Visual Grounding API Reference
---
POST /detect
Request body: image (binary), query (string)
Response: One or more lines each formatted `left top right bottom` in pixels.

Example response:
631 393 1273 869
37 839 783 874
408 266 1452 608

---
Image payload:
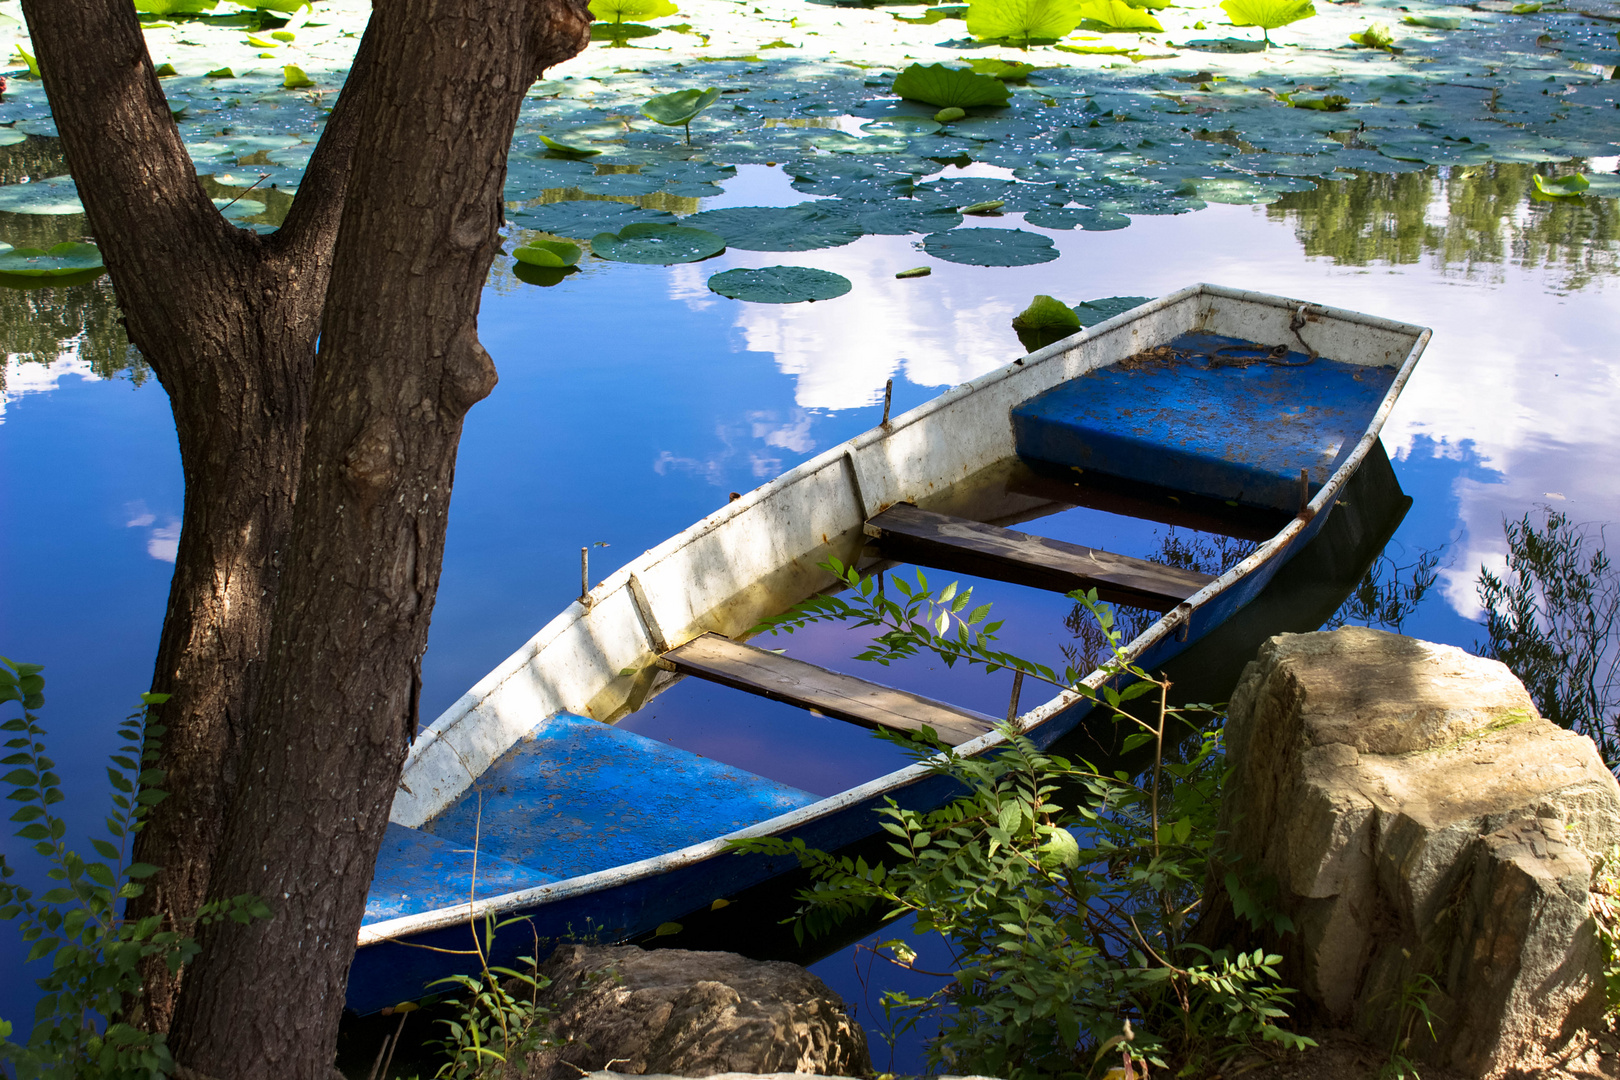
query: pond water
3 0 1620 1053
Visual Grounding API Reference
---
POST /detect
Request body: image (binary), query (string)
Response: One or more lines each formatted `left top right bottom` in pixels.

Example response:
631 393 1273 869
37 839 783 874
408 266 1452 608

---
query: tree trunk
18 0 379 1029
165 0 567 1072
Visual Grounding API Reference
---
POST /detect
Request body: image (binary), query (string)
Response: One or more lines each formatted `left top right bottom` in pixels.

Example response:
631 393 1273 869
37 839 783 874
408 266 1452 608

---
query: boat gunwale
360 284 1431 948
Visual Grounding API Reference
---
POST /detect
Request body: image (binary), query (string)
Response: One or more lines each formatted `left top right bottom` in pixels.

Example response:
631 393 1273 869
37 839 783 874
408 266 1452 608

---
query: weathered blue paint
420 712 819 880
1012 333 1396 512
364 823 560 923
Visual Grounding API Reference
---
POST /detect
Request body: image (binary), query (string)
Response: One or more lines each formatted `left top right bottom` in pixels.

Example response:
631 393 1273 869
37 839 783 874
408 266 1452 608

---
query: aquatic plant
1532 173 1590 201
1219 0 1316 46
588 0 678 22
590 223 726 265
965 0 1087 48
0 241 104 287
707 265 853 303
1078 0 1163 32
1349 21 1398 49
640 87 720 145
889 62 1012 110
511 239 582 268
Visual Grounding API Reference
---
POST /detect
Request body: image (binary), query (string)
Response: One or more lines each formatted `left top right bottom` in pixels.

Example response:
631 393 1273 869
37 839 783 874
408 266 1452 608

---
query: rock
521 945 872 1080
1213 627 1620 1079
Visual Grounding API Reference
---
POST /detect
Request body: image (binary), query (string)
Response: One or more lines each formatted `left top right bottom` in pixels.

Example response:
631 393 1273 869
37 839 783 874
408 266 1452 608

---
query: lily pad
513 263 578 288
591 223 727 263
708 265 852 304
0 130 26 148
591 22 662 41
0 177 85 216
1024 206 1132 230
1401 14 1460 28
589 0 678 19
1073 295 1152 326
1531 173 1589 200
0 242 106 287
965 0 1087 46
683 205 864 251
890 63 1012 110
860 117 945 137
540 135 603 156
921 228 1059 266
822 199 965 234
965 58 1038 80
513 239 583 267
517 201 678 236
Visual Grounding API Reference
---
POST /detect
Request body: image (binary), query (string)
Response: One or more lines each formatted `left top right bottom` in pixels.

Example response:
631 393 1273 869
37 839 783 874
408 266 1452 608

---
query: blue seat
420 712 819 882
1012 333 1396 512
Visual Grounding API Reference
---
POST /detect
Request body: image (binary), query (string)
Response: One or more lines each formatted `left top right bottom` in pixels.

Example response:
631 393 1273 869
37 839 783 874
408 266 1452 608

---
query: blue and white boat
346 283 1430 1013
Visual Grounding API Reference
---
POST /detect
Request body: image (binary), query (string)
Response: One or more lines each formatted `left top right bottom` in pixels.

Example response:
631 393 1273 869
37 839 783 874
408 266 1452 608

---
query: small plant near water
1477 510 1620 771
734 561 1312 1078
0 659 270 1080
425 913 561 1080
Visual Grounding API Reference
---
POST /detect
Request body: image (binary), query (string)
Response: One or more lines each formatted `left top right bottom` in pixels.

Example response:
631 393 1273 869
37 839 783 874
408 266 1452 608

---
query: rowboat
346 283 1430 1013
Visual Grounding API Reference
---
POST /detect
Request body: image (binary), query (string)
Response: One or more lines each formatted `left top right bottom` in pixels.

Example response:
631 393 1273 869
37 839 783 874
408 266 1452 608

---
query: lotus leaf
860 118 945 136
540 135 604 156
0 177 85 216
966 0 1087 46
641 88 721 144
513 239 584 267
1531 173 1589 200
683 205 863 251
0 242 106 287
134 0 217 12
1073 295 1151 326
251 0 313 11
920 227 1058 266
0 130 25 148
205 67 235 79
935 107 967 123
590 223 726 263
1079 0 1163 31
890 64 1012 110
513 263 576 287
1023 206 1131 230
1402 14 1460 28
1511 2 1541 10
967 59 1039 80
1219 0 1315 43
708 266 852 304
896 267 932 278
517 201 677 236
154 63 180 77
591 23 662 42
1012 294 1081 330
283 65 314 89
1054 42 1137 54
590 0 678 22
821 200 965 235
576 173 662 197
961 200 1005 214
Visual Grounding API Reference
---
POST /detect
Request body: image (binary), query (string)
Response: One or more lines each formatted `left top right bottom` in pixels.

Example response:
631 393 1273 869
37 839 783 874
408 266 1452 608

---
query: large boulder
1215 627 1620 1078
521 945 871 1080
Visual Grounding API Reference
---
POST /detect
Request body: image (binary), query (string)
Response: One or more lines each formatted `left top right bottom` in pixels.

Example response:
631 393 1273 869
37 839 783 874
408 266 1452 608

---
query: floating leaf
591 22 662 42
641 87 720 144
1220 0 1314 43
0 177 85 216
590 0 678 21
1079 0 1163 31
251 0 313 11
517 201 677 236
890 64 1012 110
282 65 314 89
1072 295 1152 325
961 199 1005 214
273 30 296 41
821 200 964 235
935 107 967 123
859 117 944 136
1402 14 1460 28
0 131 25 148
540 134 603 156
1012 294 1081 331
153 62 180 77
0 242 106 287
133 0 218 12
1531 172 1589 200
965 0 1087 46
512 239 583 268
205 67 235 79
591 223 726 263
896 266 932 278
921 228 1058 266
1053 42 1137 54
512 263 576 287
683 205 863 251
1023 206 1131 231
966 59 1038 80
708 265 852 303
1511 1 1540 10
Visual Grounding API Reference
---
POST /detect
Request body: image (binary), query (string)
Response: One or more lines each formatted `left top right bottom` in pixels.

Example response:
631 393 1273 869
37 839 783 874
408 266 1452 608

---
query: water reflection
1268 162 1620 289
0 276 145 413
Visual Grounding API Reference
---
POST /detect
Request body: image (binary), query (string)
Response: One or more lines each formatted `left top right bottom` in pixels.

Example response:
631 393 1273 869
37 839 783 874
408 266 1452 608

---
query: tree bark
18 0 384 1029
164 0 561 1073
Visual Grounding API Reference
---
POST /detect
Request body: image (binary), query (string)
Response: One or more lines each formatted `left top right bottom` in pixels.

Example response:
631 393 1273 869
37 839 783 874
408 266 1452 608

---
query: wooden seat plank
865 503 1214 612
661 633 998 747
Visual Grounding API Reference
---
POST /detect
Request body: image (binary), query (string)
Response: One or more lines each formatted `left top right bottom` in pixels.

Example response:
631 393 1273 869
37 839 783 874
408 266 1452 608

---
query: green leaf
1220 0 1314 32
934 106 967 123
920 227 1058 267
890 63 1012 110
1040 828 1081 867
205 67 236 79
590 223 726 264
965 0 1087 44
282 65 315 90
538 134 602 157
1510 1 1541 10
654 920 683 936
590 0 678 21
1402 13 1459 28
858 117 944 136
1079 0 1163 30
683 205 862 252
0 242 105 282
512 239 583 268
641 87 721 128
965 58 1037 80
134 0 220 12
1348 21 1396 48
707 266 852 304
1072 295 1152 326
1011 294 1081 332
518 201 676 237
1532 173 1589 199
